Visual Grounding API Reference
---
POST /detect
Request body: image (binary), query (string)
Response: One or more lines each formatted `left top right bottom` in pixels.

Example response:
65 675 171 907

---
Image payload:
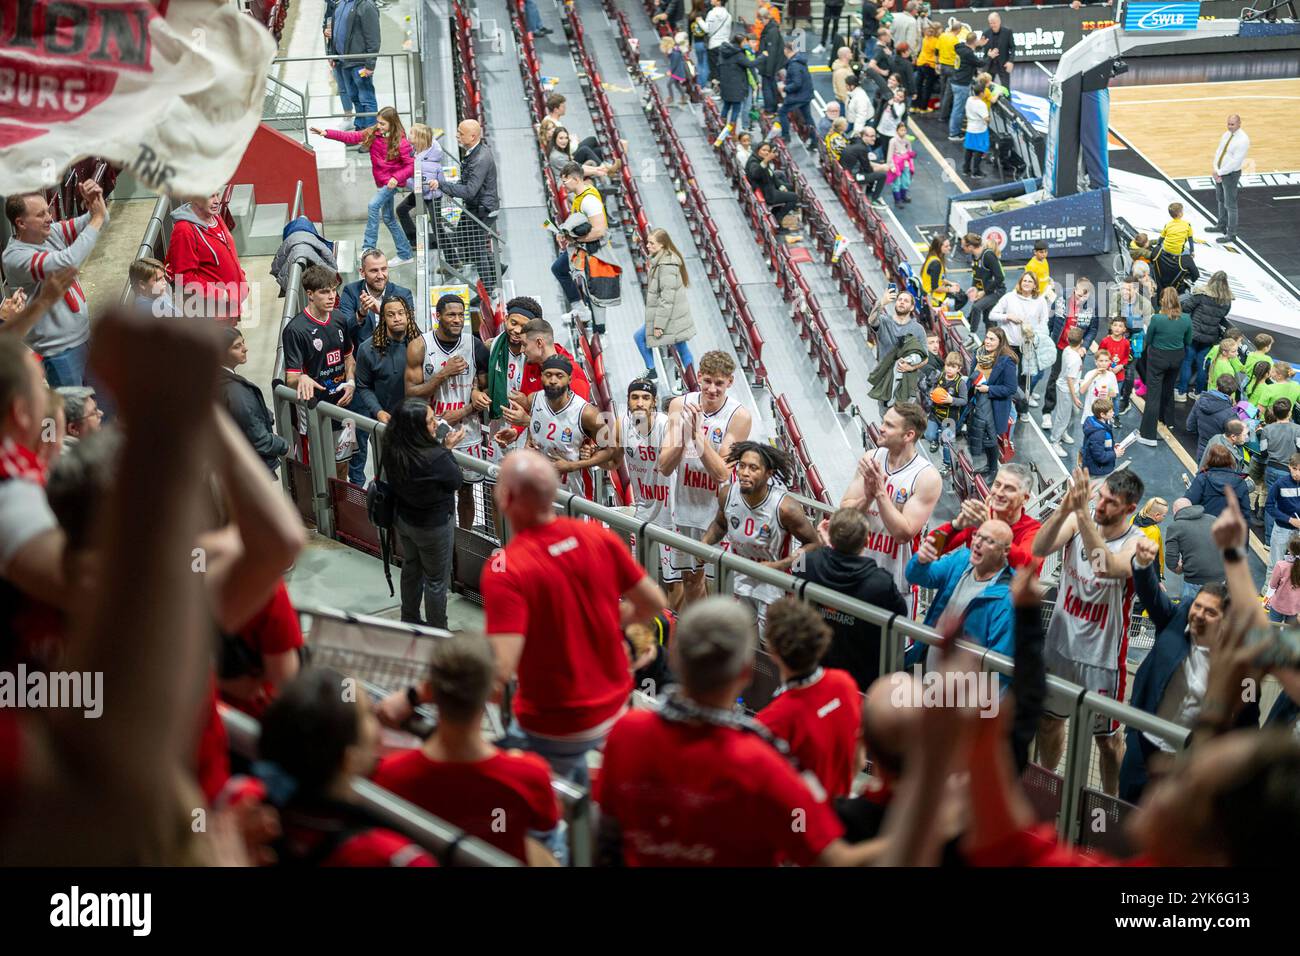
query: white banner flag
0 0 277 196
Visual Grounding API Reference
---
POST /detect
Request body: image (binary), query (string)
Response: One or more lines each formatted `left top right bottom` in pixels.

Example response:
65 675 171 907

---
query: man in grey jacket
2 185 107 387
437 120 501 292
331 0 381 130
1164 497 1220 603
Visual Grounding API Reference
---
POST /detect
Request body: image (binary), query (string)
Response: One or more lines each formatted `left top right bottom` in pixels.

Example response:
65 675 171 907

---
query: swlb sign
1122 2 1202 31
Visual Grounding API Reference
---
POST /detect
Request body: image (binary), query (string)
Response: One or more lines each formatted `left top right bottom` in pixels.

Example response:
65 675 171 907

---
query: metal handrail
118 193 173 306
263 73 308 142
290 179 305 223
272 52 421 128
219 705 520 866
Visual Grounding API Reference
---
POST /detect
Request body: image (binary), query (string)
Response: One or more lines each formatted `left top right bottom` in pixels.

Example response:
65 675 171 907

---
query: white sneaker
1040 413 1052 429
1061 433 1075 445
1051 442 1067 457
388 256 414 267
1136 436 1159 447
812 44 825 54
1174 391 1188 403
1027 394 1040 407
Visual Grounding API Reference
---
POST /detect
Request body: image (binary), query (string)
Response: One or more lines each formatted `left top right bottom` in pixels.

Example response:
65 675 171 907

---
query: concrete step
228 184 256 251
244 202 289 257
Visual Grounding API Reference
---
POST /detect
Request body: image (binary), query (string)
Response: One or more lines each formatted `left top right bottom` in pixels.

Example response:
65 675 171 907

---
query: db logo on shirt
326 349 342 365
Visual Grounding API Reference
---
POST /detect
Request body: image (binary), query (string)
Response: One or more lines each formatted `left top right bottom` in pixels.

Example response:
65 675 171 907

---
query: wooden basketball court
1106 78 1300 178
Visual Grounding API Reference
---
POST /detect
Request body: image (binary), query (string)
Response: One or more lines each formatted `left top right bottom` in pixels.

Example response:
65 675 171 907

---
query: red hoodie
165 205 247 321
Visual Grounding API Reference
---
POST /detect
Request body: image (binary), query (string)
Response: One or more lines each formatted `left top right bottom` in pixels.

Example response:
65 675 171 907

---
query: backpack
366 454 397 597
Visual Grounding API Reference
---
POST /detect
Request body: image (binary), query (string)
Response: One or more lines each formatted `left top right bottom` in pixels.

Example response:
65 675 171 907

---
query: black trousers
1041 342 1065 414
820 6 844 45
855 170 887 200
968 287 1003 341
397 193 443 250
914 65 939 108
1141 347 1184 440
768 189 800 221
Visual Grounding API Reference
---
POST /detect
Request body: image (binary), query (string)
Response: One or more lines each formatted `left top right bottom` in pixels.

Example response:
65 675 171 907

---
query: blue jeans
923 418 953 465
1179 579 1202 604
332 62 353 112
551 252 581 306
348 428 370 485
694 40 710 87
777 101 811 139
1268 608 1289 624
524 0 543 32
343 65 378 129
633 326 695 372
1266 466 1289 538
721 99 744 127
365 186 413 260
948 83 971 138
498 716 602 790
1177 343 1212 394
395 514 455 630
41 341 89 387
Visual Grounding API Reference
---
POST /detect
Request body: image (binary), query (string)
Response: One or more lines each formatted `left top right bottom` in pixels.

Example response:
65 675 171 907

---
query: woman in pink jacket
313 106 415 265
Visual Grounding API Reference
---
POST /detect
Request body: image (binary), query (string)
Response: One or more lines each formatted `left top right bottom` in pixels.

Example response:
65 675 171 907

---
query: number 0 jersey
724 481 789 600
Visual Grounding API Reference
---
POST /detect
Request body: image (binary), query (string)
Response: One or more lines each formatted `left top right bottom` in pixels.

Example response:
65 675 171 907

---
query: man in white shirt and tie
1209 114 1250 245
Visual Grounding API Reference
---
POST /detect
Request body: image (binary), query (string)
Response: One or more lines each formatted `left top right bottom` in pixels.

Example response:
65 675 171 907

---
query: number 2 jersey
1046 524 1143 671
530 391 594 499
622 408 672 527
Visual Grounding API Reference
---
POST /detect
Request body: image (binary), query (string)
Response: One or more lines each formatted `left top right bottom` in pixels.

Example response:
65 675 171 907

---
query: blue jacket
337 278 414 353
904 547 1015 662
980 354 1018 436
353 336 408 419
783 53 813 106
1186 466 1250 519
1080 414 1115 476
1121 560 1259 802
1186 389 1237 461
1265 473 1300 530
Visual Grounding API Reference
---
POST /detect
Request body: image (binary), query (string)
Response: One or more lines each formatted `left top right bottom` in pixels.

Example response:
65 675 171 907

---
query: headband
628 378 657 398
541 355 573 375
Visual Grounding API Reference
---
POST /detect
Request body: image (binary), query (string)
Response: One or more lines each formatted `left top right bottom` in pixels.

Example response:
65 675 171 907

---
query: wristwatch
1222 546 1245 564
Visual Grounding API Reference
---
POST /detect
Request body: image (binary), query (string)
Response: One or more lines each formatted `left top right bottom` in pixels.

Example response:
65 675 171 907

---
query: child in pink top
1267 534 1300 623
313 105 415 264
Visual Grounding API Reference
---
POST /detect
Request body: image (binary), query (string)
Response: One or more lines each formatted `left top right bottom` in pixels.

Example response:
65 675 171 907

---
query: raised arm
765 497 822 572
1031 474 1085 558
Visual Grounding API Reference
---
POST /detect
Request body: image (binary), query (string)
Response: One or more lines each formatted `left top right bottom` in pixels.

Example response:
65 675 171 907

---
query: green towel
487 330 511 419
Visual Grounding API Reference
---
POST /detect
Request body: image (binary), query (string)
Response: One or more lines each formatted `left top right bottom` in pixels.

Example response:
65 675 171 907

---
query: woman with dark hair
967 326 1019 484
920 234 965 315
219 327 289 474
255 668 435 867
546 126 621 182
381 398 463 628
1139 287 1192 445
1186 443 1250 518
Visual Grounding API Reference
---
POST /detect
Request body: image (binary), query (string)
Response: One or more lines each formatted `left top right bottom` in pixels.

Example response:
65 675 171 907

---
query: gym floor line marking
1110 95 1300 106
910 122 970 196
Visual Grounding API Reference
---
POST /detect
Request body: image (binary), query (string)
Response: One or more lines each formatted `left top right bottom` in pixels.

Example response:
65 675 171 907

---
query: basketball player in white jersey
1031 465 1145 796
526 355 614 499
613 377 675 580
703 441 820 633
406 293 490 529
481 297 537 467
659 350 754 609
839 402 942 614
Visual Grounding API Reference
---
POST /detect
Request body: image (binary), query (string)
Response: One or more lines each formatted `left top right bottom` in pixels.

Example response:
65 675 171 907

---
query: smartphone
929 528 950 554
1248 625 1300 669
888 283 898 294
434 420 451 444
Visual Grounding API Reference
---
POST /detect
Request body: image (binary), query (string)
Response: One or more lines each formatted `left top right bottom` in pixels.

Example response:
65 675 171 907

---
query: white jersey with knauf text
673 391 743 529
422 328 481 450
481 339 526 465
622 409 673 526
724 481 789 600
860 446 937 598
1046 524 1143 671
530 391 592 499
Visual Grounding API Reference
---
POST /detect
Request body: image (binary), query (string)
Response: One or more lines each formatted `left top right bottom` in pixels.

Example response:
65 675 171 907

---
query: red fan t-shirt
374 748 560 862
756 668 862 799
481 517 645 737
1097 335 1132 381
596 709 845 866
221 582 305 717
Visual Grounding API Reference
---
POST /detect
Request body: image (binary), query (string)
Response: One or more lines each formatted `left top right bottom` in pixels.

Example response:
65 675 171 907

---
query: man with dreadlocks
703 441 821 633
354 293 416 429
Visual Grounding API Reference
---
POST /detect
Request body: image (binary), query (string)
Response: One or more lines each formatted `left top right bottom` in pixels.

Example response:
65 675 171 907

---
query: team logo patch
730 516 740 529
532 420 541 433
757 524 772 541
561 427 573 443
313 338 322 351
711 427 723 443
894 488 910 506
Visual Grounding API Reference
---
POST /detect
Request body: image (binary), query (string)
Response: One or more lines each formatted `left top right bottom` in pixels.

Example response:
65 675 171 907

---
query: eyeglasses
971 533 1007 549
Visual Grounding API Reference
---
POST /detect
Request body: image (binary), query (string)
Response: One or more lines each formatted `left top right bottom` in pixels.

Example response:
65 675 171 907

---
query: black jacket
793 548 908 691
354 338 408 420
333 0 381 71
745 154 790 206
716 41 754 104
655 0 683 29
757 21 784 79
953 42 982 85
1184 292 1232 347
220 367 289 472
438 140 499 218
839 139 885 180
1186 389 1238 460
389 446 463 527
